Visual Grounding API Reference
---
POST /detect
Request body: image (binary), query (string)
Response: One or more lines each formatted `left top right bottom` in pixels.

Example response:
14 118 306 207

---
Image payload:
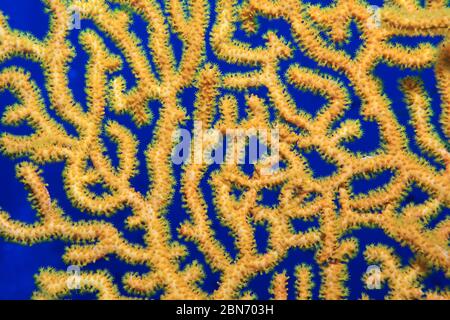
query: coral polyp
0 0 448 300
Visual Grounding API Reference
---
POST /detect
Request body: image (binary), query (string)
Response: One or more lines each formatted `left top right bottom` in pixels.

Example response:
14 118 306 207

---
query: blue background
0 0 448 299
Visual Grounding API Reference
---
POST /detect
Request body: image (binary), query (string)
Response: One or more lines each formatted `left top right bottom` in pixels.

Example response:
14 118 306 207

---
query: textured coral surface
0 0 449 300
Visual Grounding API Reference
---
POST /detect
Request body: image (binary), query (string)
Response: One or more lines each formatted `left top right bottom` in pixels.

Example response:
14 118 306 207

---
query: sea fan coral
0 0 448 300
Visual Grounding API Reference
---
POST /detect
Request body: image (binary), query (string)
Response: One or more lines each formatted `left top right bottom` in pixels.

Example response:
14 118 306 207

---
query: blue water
0 0 448 300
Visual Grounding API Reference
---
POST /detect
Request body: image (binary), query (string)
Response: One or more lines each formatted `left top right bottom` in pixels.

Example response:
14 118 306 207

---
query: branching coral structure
0 0 449 300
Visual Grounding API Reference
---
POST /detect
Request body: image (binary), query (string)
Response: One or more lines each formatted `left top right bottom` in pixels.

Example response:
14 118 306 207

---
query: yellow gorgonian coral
0 0 448 300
